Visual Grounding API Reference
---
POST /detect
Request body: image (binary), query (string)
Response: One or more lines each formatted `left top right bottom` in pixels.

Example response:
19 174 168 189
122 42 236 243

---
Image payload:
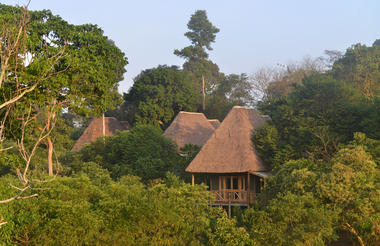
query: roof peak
185 107 270 173
178 111 205 115
163 111 216 148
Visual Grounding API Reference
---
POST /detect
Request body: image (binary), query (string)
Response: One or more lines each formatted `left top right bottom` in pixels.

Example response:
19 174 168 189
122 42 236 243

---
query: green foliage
174 10 219 58
0 3 127 186
250 45 380 243
243 193 338 246
209 215 252 246
246 140 380 245
331 43 380 99
0 171 249 246
124 65 197 128
205 73 254 120
256 73 370 165
67 124 181 182
1 4 127 117
258 159 319 204
252 123 279 165
316 146 379 244
250 49 380 244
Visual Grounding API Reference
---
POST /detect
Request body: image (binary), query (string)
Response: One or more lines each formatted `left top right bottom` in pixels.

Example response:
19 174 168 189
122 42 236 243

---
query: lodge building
165 106 271 207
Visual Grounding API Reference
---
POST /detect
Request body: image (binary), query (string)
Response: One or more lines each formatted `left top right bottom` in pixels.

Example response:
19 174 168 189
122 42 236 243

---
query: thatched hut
163 111 216 149
186 106 270 206
208 119 221 129
71 117 129 151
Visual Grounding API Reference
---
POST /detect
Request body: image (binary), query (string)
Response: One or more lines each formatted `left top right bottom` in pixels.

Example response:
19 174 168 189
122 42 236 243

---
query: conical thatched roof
208 119 221 129
71 117 129 151
163 111 216 148
186 106 270 173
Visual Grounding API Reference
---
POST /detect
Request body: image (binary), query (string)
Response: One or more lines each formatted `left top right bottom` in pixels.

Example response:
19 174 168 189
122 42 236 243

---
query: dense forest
0 4 379 246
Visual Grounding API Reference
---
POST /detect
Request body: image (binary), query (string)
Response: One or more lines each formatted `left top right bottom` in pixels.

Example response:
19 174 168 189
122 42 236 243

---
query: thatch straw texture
71 117 129 151
186 106 270 173
208 119 221 129
163 111 216 148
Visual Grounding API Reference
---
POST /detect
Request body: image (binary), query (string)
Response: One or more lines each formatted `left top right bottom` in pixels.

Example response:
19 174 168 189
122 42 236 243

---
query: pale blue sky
4 0 379 92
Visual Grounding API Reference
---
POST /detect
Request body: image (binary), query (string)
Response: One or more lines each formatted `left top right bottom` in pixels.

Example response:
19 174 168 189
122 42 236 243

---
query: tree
67 124 181 182
0 172 224 245
255 74 365 165
243 192 337 246
261 56 326 100
331 43 380 99
205 73 254 120
175 10 220 111
243 139 379 245
124 65 197 128
0 3 127 215
4 4 127 176
316 146 379 245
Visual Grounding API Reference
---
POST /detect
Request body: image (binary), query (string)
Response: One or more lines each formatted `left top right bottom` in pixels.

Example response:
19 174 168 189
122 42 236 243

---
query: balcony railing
210 190 256 205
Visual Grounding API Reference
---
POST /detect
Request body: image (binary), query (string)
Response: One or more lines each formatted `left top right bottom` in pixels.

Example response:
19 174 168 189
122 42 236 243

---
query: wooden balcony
210 190 256 206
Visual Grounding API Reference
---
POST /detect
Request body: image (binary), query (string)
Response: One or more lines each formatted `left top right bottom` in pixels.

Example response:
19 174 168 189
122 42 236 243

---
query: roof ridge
179 111 205 115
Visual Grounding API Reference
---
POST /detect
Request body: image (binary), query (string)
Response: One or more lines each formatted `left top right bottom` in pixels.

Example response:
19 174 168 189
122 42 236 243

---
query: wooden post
228 191 231 219
219 176 221 192
191 174 194 186
247 173 250 208
209 175 212 191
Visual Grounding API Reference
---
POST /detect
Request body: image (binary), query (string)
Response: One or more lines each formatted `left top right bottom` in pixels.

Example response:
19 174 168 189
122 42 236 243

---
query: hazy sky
3 0 379 93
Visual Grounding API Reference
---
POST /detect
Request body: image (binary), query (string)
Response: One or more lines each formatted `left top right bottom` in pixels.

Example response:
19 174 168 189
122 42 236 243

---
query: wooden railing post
228 191 231 219
192 174 194 186
247 173 251 208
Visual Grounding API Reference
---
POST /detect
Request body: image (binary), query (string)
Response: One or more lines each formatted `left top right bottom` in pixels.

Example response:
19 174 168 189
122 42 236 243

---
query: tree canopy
123 65 197 128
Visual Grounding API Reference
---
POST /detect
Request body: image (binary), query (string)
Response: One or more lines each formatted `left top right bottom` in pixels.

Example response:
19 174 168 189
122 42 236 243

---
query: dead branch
17 101 58 184
0 184 37 204
0 194 38 204
0 83 38 110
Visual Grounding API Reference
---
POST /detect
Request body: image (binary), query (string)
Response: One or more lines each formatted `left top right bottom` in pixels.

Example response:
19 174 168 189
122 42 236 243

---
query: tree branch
0 83 37 110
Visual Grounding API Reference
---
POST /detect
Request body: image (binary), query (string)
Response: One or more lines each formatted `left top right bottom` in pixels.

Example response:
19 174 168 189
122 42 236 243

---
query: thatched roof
208 119 221 129
186 106 270 173
163 111 216 148
71 117 129 151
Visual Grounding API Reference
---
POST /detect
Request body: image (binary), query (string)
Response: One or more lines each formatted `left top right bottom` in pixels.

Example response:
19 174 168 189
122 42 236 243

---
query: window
219 176 245 191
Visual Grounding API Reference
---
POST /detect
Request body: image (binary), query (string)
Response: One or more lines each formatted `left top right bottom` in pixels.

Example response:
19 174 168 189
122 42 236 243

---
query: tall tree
174 10 220 112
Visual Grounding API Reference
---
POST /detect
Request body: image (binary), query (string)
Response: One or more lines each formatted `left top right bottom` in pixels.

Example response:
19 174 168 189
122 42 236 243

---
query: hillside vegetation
0 4 379 246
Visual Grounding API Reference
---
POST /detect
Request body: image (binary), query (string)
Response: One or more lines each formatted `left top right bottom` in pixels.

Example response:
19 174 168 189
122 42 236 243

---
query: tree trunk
47 137 53 176
344 222 365 246
202 74 206 112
